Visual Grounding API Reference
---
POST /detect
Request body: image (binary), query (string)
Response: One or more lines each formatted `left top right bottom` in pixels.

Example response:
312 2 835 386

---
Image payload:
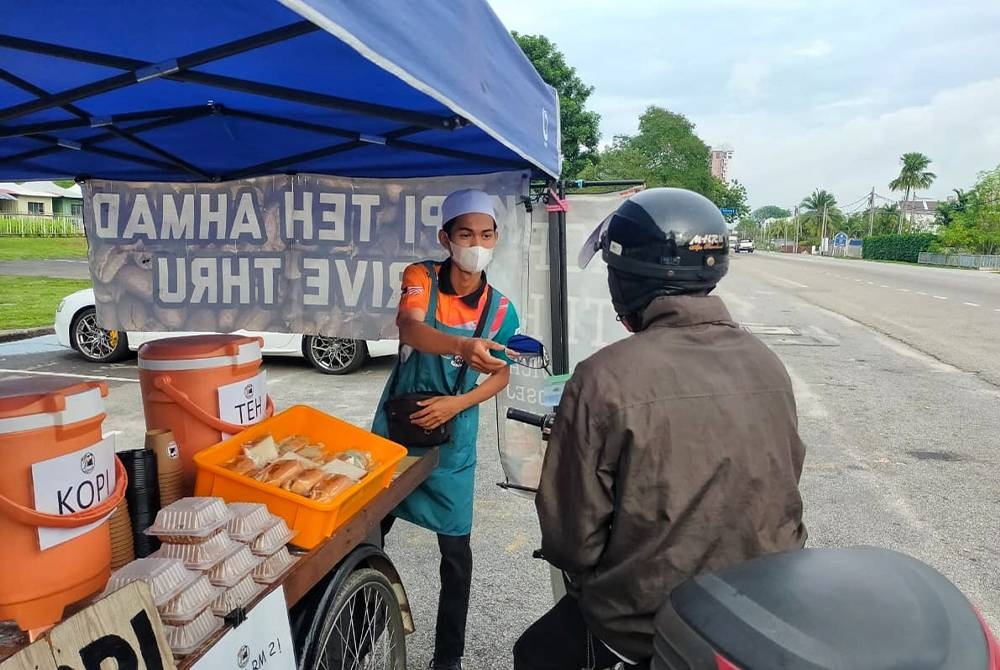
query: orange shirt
399 261 517 340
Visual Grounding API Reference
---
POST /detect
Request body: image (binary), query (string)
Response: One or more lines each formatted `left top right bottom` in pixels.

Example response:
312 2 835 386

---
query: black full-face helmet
579 187 730 320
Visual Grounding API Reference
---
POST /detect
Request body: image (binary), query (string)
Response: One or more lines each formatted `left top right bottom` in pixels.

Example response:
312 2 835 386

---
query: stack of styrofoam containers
109 497 301 658
229 503 298 586
103 557 219 657
143 497 236 656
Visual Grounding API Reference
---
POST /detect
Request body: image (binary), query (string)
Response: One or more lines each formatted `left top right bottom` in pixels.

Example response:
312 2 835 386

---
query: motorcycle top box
652 546 1000 670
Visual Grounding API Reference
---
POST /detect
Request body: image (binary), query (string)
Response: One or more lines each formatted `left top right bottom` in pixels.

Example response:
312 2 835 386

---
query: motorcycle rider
513 187 808 669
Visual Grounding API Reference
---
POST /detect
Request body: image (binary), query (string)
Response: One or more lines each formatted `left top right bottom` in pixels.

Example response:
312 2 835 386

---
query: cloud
727 61 770 99
486 0 1000 208
794 39 833 58
700 78 1000 208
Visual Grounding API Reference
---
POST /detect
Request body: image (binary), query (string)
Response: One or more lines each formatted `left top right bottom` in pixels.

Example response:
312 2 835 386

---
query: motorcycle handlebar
505 407 547 427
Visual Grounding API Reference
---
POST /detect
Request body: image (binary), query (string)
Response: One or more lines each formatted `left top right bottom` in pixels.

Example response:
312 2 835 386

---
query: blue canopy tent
0 0 560 182
0 0 575 374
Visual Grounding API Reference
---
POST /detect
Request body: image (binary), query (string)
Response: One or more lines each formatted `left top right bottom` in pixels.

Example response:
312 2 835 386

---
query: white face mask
450 244 494 273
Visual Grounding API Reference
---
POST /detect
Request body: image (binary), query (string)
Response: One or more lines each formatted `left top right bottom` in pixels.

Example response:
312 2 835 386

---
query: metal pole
547 180 570 375
821 203 828 255
793 206 800 254
868 188 876 236
563 179 645 189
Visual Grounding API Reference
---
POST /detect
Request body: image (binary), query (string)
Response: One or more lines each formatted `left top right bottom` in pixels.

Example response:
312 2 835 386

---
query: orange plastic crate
193 405 406 550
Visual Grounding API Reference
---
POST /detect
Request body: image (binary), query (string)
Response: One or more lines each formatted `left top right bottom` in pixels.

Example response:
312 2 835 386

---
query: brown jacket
536 295 807 660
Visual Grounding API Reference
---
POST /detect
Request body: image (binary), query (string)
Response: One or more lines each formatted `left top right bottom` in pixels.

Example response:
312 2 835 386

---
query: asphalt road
736 251 1000 384
0 259 90 279
0 253 997 666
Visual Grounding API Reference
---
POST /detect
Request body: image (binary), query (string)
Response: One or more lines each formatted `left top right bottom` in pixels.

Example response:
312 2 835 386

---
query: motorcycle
500 338 1000 670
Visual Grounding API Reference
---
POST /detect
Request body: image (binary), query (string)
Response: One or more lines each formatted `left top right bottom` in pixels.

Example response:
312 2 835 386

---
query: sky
488 0 1000 211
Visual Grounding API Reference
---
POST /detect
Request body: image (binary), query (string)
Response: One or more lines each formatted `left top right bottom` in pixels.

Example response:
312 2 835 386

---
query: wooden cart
0 451 438 670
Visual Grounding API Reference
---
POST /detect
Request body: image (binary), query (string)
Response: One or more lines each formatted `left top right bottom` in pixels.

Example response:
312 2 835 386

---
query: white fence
0 214 85 237
918 252 1000 270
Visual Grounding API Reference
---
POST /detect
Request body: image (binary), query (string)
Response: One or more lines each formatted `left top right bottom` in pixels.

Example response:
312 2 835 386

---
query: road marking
0 368 139 383
770 276 809 289
963 302 981 307
933 295 948 300
880 284 890 288
898 288 911 292
917 291 928 295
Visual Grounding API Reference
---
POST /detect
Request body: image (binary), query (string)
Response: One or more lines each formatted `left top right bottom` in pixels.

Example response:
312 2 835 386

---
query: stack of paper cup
147 429 185 506
109 495 135 569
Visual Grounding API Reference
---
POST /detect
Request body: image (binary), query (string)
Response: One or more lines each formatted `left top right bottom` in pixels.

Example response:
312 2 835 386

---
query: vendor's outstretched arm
398 310 507 374
397 310 463 356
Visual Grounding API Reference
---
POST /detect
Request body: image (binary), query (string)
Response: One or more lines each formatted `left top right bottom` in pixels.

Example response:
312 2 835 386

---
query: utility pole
897 188 908 234
821 202 829 255
793 206 800 254
867 187 876 236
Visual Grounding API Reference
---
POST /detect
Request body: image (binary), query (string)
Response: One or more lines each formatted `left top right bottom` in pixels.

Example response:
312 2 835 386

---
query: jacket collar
642 295 736 330
438 258 486 307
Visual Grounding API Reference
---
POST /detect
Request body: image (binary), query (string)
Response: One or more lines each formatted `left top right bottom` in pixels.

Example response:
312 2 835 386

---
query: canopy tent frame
0 23 535 182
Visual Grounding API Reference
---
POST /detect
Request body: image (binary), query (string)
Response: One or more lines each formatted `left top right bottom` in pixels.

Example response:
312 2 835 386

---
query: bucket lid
138 334 264 372
138 335 263 361
0 376 107 425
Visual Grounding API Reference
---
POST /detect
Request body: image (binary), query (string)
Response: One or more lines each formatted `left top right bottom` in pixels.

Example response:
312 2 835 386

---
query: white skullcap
441 188 496 228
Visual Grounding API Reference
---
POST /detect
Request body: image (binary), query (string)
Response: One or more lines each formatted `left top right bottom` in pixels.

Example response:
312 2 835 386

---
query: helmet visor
577 213 613 269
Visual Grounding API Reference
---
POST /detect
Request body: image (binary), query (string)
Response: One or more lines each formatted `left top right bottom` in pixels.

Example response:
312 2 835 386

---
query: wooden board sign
1 582 175 670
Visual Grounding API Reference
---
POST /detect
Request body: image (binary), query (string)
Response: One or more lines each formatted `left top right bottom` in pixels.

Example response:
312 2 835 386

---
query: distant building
899 198 942 230
0 181 83 220
710 146 734 181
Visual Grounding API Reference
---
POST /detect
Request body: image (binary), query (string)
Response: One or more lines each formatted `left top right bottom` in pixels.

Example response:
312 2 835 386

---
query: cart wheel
310 568 406 670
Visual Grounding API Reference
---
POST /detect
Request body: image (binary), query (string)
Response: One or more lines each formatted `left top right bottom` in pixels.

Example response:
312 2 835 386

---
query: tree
752 205 791 224
735 217 757 239
869 204 900 237
512 33 601 179
934 189 974 228
578 135 648 183
628 106 715 193
581 105 725 193
889 152 936 233
708 177 750 223
939 165 1000 255
799 189 842 246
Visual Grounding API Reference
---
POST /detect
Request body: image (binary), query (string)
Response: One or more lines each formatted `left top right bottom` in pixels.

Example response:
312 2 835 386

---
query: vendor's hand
459 337 509 374
410 396 466 431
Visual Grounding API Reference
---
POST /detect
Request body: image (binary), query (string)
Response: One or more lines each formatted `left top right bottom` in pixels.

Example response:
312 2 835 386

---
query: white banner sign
191 588 295 670
496 192 631 493
83 171 531 340
31 435 117 551
218 371 268 438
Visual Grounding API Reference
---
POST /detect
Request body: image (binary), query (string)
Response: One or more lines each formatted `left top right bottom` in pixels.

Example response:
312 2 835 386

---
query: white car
736 239 755 253
54 288 398 375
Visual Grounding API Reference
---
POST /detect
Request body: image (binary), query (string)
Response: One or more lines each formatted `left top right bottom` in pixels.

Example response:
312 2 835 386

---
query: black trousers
514 595 638 670
381 516 472 663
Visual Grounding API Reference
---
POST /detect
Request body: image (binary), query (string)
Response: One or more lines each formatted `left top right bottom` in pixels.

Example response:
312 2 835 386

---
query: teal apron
371 261 499 536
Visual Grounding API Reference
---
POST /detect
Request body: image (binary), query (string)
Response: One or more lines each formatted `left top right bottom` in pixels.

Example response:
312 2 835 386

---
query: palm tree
799 189 841 246
889 152 936 232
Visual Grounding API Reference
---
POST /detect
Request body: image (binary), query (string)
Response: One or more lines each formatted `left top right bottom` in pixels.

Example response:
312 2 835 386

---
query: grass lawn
0 237 89 261
0 276 91 330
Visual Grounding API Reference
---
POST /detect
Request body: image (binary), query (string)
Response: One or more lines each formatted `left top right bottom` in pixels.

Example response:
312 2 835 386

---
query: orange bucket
137 335 275 490
0 377 127 632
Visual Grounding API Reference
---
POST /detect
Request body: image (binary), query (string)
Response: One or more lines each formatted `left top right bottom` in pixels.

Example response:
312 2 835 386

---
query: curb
0 326 55 343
